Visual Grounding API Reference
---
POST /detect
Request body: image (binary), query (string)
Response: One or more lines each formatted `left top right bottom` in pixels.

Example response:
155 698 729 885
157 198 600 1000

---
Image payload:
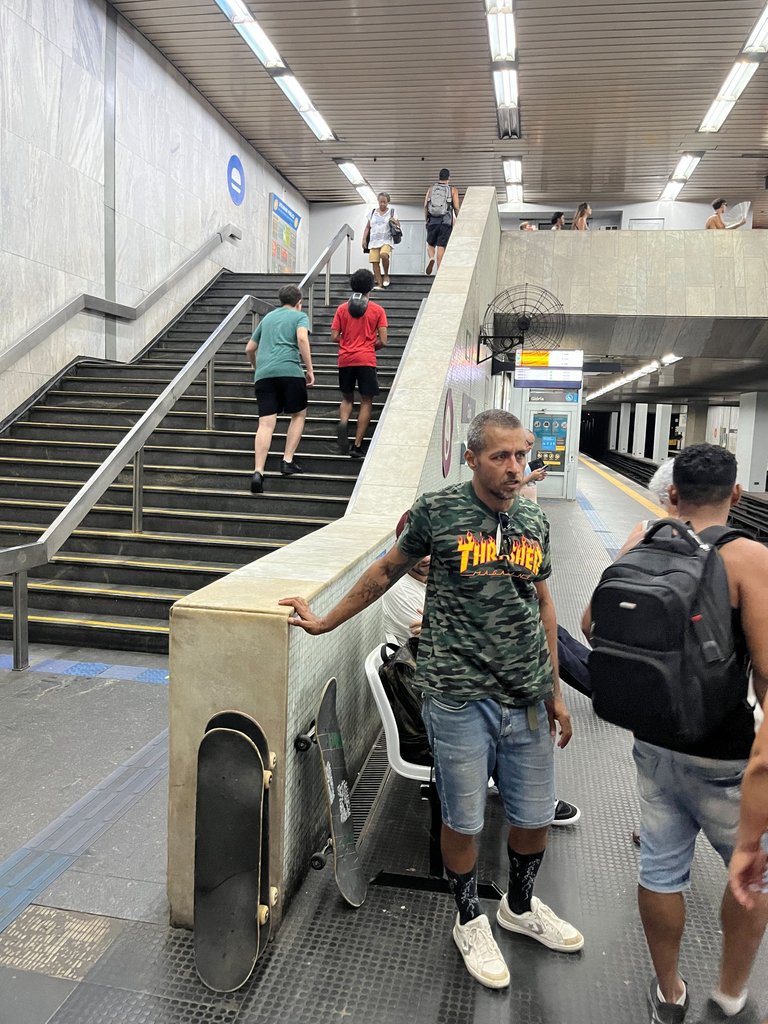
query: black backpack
347 292 369 318
588 519 749 747
378 638 433 767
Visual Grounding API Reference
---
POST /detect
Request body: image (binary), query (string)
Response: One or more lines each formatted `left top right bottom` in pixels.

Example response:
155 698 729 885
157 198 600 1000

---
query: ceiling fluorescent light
719 59 760 100
506 184 523 203
744 3 768 52
486 5 516 62
274 76 335 140
214 0 254 24
503 158 522 183
698 98 736 133
336 161 366 187
235 21 286 68
299 107 335 141
671 153 702 180
660 180 685 201
356 186 378 206
661 354 682 365
493 68 519 107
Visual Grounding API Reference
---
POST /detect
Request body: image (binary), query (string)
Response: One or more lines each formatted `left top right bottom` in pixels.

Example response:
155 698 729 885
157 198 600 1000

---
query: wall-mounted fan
478 284 566 363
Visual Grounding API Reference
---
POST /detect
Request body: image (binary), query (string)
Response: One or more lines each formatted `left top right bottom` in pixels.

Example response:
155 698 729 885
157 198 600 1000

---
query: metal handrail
0 293 274 671
0 223 243 377
299 223 354 330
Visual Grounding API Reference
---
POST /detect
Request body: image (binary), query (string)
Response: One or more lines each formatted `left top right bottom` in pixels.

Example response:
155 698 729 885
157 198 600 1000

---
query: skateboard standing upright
194 712 278 991
312 677 367 908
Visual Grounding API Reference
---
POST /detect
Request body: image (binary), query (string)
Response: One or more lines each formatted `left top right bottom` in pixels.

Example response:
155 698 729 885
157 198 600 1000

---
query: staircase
0 272 432 652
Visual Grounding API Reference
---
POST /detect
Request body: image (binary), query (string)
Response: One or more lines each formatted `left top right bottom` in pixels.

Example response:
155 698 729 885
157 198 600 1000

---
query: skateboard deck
194 725 271 992
204 712 277 958
316 678 367 908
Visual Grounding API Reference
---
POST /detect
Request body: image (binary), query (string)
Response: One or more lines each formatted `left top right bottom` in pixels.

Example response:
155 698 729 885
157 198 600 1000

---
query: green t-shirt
252 306 310 381
397 481 554 706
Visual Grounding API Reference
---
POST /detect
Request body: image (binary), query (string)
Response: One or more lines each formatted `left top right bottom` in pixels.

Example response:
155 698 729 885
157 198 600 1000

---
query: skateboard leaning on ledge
194 712 278 991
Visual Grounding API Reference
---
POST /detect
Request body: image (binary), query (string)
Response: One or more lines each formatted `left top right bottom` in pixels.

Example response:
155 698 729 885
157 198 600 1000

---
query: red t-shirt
331 301 387 368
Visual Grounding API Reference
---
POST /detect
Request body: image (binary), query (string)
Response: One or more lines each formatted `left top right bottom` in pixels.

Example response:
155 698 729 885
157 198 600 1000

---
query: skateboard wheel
310 851 327 870
270 886 279 906
258 904 270 926
294 734 313 752
263 770 272 789
268 751 277 769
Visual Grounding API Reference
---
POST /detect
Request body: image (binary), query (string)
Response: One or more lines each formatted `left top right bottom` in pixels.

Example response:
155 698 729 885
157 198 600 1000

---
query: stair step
0 607 170 654
0 577 185 619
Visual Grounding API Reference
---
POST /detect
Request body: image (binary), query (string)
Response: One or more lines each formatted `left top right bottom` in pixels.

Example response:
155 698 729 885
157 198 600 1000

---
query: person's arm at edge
279 544 421 635
452 185 460 221
376 325 388 349
729 702 768 908
424 187 431 221
296 326 314 386
245 338 257 369
536 580 572 748
330 328 341 345
735 540 768 707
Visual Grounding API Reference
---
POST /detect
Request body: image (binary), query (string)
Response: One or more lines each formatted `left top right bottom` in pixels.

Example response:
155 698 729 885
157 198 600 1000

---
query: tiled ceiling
110 0 768 225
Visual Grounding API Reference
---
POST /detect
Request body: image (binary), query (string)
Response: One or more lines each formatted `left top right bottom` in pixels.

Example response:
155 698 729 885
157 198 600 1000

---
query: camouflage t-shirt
397 481 554 706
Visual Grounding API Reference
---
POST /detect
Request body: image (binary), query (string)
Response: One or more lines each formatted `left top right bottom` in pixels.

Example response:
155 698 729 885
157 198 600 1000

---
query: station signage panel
514 349 584 390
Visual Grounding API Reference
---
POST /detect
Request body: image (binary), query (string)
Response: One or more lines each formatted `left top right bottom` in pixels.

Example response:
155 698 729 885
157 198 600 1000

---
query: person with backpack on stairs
331 269 388 460
583 444 768 1024
245 283 315 494
424 168 460 275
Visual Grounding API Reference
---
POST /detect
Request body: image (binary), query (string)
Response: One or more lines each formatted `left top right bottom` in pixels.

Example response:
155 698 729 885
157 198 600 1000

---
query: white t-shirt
381 572 425 646
368 206 395 248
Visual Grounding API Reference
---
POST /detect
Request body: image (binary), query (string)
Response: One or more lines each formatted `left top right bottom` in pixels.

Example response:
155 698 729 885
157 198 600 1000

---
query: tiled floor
0 461 765 1023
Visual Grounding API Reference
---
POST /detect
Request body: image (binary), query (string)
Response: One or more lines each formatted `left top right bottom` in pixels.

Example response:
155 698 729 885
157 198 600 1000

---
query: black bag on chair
378 638 432 766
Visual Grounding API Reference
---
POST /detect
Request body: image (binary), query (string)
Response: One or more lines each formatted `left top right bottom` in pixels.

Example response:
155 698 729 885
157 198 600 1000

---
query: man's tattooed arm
280 545 422 635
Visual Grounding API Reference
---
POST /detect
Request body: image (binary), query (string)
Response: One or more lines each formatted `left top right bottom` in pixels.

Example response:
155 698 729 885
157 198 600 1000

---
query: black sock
446 865 482 925
507 847 544 914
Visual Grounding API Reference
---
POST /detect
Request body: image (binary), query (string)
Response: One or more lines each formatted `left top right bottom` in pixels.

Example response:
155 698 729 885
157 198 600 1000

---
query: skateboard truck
294 721 316 752
310 838 333 871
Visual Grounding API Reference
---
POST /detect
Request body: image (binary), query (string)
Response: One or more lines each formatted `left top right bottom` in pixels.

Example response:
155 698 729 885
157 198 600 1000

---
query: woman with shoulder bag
362 192 401 289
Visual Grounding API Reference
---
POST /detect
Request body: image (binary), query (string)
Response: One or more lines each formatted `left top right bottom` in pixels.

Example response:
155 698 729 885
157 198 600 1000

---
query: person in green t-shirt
245 284 315 494
279 409 583 990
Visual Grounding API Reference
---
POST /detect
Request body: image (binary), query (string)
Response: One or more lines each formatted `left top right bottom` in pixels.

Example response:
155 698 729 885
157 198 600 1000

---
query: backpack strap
698 525 753 548
380 641 400 665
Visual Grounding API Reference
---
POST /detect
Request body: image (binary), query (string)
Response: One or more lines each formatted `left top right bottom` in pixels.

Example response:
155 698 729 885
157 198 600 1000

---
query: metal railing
299 224 354 331
0 223 243 377
0 294 274 671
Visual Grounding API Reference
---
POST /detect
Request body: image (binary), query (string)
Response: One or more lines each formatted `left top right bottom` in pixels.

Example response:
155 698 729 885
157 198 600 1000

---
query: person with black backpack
424 168 460 275
583 445 768 1024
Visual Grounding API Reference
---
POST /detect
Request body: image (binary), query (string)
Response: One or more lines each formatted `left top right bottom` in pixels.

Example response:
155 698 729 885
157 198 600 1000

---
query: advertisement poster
269 194 301 273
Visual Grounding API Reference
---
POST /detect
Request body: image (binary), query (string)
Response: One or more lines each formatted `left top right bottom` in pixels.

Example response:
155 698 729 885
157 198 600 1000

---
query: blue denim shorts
633 739 747 893
421 695 555 835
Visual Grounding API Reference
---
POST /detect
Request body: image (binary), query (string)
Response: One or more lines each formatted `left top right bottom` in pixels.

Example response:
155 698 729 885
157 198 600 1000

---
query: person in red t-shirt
331 269 388 458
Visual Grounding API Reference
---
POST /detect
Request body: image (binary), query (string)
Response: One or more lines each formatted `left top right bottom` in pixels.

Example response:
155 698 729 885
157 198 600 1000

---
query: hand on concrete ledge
278 596 328 635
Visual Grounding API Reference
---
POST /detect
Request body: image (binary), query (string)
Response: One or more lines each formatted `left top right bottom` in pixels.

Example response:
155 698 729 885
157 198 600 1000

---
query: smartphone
529 457 546 471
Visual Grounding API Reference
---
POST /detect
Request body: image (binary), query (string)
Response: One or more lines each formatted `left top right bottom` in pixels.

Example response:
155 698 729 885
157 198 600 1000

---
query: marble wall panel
744 258 768 317
665 257 687 316
73 0 104 78
57 59 104 182
1 5 63 154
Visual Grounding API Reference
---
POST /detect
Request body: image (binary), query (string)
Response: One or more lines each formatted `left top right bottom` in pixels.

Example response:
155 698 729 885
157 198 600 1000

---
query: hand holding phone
529 457 546 471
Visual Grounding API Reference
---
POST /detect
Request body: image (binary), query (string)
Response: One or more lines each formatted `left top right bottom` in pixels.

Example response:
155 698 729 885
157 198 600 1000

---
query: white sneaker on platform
496 895 584 952
452 913 510 989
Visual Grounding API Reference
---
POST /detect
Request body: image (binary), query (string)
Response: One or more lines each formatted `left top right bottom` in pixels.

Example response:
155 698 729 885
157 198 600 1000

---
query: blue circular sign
227 155 245 206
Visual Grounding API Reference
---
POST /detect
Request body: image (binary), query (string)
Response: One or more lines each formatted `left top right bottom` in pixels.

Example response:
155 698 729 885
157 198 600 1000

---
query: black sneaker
647 976 689 1024
281 460 303 476
350 445 365 460
250 472 264 494
552 799 581 826
336 421 350 455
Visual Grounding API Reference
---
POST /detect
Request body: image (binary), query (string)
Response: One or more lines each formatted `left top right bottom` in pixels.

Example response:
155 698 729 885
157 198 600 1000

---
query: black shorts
254 376 308 416
426 220 453 248
338 366 380 397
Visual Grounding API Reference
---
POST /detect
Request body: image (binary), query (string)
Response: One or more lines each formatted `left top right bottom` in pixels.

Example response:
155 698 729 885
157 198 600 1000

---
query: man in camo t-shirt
280 409 583 989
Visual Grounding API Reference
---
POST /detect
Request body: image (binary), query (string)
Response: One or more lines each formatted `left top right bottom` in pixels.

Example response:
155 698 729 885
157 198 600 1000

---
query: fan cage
478 284 566 361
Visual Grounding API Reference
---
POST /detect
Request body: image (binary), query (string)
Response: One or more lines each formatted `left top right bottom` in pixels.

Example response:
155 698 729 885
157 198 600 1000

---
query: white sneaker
452 913 510 989
496 895 584 952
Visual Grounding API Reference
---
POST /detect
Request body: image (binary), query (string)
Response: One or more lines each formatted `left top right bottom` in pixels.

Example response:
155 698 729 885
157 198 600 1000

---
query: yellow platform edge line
578 455 665 517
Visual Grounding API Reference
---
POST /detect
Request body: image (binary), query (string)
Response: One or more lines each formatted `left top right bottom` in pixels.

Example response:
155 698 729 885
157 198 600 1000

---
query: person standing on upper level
572 203 591 231
331 269 388 460
551 212 565 230
424 169 460 275
705 199 746 230
362 192 401 290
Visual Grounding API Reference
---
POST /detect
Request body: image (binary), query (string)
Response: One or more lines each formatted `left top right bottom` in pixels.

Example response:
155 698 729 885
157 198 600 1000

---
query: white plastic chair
364 646 431 782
